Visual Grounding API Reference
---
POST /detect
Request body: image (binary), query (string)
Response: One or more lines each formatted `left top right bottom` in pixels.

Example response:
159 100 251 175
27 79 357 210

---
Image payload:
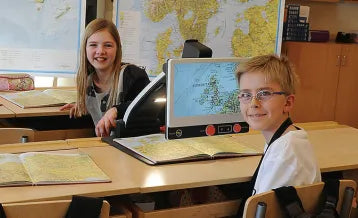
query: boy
236 54 321 196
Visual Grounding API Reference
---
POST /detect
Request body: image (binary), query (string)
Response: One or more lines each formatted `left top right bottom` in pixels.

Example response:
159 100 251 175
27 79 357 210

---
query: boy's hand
95 107 117 137
60 103 77 118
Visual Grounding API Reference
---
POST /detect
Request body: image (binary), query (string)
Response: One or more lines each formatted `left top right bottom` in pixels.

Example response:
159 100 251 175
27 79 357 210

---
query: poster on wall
0 0 86 76
113 0 285 76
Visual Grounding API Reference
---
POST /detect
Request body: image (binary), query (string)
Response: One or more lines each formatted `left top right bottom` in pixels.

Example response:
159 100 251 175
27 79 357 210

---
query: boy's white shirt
253 129 321 195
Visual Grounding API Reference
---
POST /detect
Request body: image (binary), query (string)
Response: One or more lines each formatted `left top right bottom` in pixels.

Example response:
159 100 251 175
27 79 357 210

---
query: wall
286 0 358 40
104 0 113 21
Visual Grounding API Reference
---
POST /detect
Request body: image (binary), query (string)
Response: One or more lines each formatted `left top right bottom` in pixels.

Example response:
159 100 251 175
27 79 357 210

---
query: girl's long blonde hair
75 18 123 117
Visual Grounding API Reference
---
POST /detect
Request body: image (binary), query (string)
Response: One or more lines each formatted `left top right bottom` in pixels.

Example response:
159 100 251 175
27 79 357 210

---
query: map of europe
115 0 284 75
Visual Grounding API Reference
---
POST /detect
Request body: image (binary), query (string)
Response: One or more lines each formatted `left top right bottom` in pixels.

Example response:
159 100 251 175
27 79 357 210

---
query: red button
206 125 216 136
233 123 241 133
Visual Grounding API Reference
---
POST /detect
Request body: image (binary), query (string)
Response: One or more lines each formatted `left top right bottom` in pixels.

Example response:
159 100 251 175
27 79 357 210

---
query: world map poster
0 0 85 75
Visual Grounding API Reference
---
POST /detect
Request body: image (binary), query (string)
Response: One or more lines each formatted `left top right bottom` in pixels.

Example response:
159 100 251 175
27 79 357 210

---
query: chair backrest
1 199 110 218
243 180 357 218
0 128 34 144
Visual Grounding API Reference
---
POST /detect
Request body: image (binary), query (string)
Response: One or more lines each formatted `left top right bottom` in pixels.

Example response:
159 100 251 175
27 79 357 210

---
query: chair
0 128 34 144
1 199 110 218
243 180 357 218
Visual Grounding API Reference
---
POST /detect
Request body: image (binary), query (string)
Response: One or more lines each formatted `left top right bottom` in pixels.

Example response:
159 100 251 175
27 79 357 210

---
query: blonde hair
236 54 299 95
75 18 123 117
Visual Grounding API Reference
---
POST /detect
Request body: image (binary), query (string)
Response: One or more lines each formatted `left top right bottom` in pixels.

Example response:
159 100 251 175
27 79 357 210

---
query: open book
0 152 110 186
109 134 262 165
0 89 76 108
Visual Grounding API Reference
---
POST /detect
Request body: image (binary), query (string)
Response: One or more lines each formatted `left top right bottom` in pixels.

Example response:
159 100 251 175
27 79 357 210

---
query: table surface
0 96 69 118
0 104 15 118
0 123 357 204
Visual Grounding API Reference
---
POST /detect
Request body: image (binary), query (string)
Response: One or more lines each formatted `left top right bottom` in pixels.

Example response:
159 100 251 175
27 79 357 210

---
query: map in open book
0 89 76 108
0 152 110 186
111 134 262 165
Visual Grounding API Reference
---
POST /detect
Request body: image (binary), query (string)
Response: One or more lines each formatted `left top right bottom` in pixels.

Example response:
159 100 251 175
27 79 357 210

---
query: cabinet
334 44 358 128
308 0 358 2
282 42 358 128
309 0 339 2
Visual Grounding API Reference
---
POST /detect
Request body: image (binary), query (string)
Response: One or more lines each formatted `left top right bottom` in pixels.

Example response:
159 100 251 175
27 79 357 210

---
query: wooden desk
137 155 259 193
0 140 72 154
137 126 358 193
232 126 358 173
0 96 94 141
0 96 69 118
295 121 348 130
1 126 358 204
0 143 260 204
0 145 144 204
66 137 107 148
308 127 358 172
0 105 15 118
68 137 259 192
296 121 339 127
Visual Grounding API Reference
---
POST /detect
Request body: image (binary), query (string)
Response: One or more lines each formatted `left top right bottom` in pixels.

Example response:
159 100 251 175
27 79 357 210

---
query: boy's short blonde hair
236 54 299 95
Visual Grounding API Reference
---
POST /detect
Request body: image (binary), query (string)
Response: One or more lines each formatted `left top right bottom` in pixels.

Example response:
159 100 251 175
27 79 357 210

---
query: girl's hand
60 103 77 118
95 107 117 137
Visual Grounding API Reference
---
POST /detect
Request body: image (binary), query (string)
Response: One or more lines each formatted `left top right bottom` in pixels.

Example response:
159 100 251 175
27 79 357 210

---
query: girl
60 18 149 137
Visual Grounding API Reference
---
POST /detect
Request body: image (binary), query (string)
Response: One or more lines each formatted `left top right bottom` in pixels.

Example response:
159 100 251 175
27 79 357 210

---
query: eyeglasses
238 90 286 104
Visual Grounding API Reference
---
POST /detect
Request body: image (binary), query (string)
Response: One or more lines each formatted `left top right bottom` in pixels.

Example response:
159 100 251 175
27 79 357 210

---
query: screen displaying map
114 0 284 75
173 61 239 117
0 0 84 75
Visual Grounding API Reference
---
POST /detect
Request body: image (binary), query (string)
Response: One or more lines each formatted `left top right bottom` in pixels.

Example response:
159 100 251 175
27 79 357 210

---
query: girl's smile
86 29 117 75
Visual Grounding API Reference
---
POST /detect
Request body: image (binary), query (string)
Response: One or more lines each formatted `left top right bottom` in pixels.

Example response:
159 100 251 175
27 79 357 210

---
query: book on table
106 134 262 165
0 89 76 108
0 152 111 186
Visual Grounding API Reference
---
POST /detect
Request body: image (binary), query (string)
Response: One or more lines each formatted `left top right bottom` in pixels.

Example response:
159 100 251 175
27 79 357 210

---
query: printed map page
114 134 207 162
114 134 261 163
0 154 31 186
20 152 110 184
42 89 77 104
0 89 76 108
182 135 261 157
